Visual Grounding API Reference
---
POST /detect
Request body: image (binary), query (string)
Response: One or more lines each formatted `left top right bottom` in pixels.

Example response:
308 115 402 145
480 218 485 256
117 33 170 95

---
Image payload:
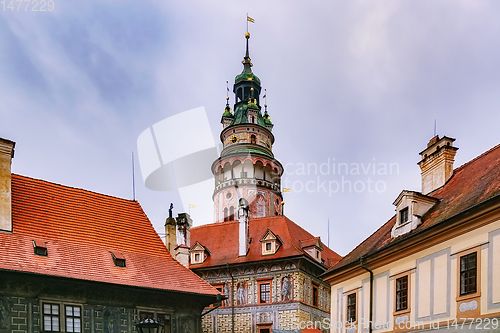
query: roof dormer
260 229 282 256
300 237 324 263
189 241 210 265
391 190 439 238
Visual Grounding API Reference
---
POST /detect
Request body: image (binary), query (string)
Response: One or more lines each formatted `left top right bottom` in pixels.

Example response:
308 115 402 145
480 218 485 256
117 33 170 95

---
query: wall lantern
135 318 163 333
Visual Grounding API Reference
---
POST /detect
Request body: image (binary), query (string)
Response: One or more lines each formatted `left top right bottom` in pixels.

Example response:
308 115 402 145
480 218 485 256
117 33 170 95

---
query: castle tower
212 32 283 223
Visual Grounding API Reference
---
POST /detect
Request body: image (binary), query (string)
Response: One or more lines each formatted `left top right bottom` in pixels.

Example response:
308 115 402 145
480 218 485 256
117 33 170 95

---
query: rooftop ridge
12 173 136 203
452 142 500 174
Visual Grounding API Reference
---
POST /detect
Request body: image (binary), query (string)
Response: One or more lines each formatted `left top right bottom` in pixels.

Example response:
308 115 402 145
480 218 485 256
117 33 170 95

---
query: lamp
135 318 163 333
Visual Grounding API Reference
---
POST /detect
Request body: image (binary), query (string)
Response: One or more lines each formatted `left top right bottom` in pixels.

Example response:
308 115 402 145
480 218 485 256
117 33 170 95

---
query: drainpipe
360 257 373 333
226 263 235 333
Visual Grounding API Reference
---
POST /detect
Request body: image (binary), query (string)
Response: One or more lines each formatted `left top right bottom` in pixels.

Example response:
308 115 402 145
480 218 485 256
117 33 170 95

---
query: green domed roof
263 110 273 125
235 71 261 85
222 104 233 118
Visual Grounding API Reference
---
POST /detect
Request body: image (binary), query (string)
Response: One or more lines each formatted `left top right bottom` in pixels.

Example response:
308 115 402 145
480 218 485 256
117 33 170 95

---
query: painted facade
322 136 500 333
184 33 343 333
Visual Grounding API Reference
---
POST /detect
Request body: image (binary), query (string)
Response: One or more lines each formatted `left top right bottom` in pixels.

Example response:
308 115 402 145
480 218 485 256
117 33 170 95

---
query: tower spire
242 32 252 74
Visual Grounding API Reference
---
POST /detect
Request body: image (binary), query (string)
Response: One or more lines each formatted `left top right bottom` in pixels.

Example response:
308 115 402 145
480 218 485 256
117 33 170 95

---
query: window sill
456 292 481 302
393 308 411 316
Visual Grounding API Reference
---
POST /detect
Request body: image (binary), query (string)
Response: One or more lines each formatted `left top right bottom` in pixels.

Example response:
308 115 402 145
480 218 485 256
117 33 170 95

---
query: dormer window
300 237 323 263
391 190 439 238
110 251 126 267
190 242 210 264
260 229 282 256
33 240 47 256
400 207 409 224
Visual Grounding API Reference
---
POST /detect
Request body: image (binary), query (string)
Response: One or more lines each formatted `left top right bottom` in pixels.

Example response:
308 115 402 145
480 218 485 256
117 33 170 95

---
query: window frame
257 278 272 304
41 301 83 333
456 246 481 302
399 207 409 224
346 292 357 324
392 270 412 318
312 283 319 307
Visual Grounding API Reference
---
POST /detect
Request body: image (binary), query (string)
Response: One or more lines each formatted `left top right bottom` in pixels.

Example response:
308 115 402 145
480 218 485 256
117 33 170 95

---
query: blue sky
2 1 500 256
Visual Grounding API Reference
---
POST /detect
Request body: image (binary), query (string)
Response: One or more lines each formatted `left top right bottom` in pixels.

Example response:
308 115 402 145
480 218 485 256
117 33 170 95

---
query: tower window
250 135 257 144
251 116 255 123
229 206 235 221
224 207 229 222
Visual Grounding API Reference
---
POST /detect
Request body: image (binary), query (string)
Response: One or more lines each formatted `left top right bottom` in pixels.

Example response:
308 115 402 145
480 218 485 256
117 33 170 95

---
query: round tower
212 32 283 223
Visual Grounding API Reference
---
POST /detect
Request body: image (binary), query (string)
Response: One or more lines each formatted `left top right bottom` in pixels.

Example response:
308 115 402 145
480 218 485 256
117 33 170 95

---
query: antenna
132 151 136 201
328 218 330 248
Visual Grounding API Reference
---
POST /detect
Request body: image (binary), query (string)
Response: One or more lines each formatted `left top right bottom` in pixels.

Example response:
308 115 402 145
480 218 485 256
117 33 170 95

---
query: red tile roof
190 215 341 269
1 174 218 296
329 143 500 272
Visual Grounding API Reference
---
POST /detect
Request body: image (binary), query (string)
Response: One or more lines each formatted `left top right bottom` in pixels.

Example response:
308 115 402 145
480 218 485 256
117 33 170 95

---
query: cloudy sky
2 1 500 256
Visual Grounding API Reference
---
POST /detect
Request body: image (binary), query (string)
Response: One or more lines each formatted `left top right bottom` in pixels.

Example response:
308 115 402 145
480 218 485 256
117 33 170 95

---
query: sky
2 1 500 256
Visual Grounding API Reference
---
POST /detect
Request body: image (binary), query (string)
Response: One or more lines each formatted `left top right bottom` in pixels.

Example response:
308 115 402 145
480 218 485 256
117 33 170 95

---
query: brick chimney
418 136 458 195
174 212 192 267
0 138 15 232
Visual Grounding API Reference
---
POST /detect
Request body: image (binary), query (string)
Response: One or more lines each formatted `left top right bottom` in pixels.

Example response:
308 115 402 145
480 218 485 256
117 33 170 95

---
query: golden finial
245 32 250 39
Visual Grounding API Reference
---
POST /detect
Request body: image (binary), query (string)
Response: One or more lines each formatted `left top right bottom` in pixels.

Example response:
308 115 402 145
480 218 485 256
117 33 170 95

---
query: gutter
360 257 373 333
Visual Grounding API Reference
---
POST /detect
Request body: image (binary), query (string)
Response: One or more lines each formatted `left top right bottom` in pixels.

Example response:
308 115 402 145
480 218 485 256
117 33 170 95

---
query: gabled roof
328 143 500 273
300 237 323 250
190 215 341 269
190 241 210 255
1 174 218 296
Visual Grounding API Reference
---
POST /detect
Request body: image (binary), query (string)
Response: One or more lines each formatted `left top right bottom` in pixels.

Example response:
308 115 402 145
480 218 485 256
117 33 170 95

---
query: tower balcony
213 178 281 197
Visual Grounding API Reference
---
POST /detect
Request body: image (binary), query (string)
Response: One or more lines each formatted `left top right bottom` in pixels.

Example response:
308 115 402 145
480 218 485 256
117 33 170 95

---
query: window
194 253 200 262
460 252 477 295
250 135 257 144
111 251 126 267
312 284 319 307
33 240 48 256
400 207 409 224
43 303 82 332
396 276 408 311
266 242 272 251
259 282 271 304
43 303 60 332
65 306 82 333
224 207 229 222
347 293 356 323
229 206 235 221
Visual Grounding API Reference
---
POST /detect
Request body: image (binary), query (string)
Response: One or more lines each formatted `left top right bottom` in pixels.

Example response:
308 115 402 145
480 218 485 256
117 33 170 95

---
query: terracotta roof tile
1 174 218 296
328 143 500 272
190 216 341 269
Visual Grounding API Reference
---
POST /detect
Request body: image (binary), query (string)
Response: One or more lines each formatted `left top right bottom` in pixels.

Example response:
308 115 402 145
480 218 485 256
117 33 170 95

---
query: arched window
224 207 229 222
250 135 257 144
229 206 235 221
251 116 255 123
